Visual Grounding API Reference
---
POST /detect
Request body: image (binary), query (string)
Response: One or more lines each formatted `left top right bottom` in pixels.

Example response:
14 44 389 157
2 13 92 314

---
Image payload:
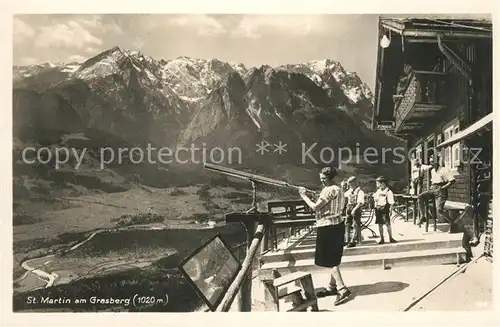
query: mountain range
13 46 405 195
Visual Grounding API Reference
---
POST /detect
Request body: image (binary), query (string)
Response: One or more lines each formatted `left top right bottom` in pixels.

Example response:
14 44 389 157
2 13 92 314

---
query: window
436 134 442 145
436 133 444 164
452 142 461 167
442 118 461 171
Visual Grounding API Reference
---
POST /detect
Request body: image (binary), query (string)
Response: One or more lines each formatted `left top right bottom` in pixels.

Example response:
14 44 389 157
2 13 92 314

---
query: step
263 234 463 263
273 271 311 287
434 223 451 233
259 247 467 275
409 221 451 233
417 222 467 233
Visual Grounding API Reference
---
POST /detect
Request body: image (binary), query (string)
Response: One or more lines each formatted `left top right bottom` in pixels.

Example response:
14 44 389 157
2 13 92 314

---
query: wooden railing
394 71 448 131
230 225 310 281
216 200 315 312
414 71 448 104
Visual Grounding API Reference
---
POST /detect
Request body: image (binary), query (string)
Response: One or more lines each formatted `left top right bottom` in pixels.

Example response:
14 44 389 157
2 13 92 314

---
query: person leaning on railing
416 153 456 232
411 157 424 196
298 167 352 306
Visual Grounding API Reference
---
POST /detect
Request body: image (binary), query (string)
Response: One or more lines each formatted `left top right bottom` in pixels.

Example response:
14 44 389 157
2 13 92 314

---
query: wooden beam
413 70 448 75
407 38 439 43
411 21 492 33
380 19 406 34
407 115 437 122
437 35 473 82
414 103 447 111
412 110 445 118
414 107 445 113
413 109 441 114
411 115 437 120
412 22 456 28
407 38 466 44
403 29 491 39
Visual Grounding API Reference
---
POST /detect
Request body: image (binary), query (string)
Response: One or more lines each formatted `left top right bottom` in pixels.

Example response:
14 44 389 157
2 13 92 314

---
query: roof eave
402 29 492 39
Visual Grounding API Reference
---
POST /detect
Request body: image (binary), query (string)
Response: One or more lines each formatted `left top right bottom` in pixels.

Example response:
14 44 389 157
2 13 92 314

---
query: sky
13 14 380 90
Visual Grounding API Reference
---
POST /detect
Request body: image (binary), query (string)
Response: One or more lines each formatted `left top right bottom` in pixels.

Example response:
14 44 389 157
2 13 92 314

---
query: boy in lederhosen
372 176 397 244
344 176 365 248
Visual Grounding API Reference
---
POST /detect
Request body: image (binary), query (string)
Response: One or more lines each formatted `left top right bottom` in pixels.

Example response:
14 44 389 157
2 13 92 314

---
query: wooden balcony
393 71 448 134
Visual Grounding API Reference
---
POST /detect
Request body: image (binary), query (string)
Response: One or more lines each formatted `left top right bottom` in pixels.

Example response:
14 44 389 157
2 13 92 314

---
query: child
344 176 365 247
372 176 397 244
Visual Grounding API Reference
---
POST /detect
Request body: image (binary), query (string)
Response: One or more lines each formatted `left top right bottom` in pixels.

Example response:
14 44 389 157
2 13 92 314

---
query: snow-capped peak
276 59 372 104
306 59 338 73
13 47 374 106
60 62 81 73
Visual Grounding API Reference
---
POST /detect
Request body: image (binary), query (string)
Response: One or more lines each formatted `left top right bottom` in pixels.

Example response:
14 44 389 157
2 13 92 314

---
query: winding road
15 224 175 290
20 258 58 287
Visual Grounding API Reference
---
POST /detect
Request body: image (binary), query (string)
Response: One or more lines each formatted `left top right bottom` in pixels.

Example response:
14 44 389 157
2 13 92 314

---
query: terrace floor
244 215 493 312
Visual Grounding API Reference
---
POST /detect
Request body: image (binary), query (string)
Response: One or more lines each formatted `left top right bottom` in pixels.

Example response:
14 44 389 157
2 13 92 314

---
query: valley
12 46 408 312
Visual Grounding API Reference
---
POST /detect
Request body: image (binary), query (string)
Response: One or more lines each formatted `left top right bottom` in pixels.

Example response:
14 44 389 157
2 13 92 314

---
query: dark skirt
315 222 345 268
375 205 390 225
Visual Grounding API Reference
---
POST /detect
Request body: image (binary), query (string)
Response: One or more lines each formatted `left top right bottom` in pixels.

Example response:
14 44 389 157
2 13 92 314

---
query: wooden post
217 222 267 312
259 269 280 311
299 274 319 312
432 198 438 232
413 199 417 224
260 228 268 258
405 200 409 222
238 220 256 312
425 201 429 232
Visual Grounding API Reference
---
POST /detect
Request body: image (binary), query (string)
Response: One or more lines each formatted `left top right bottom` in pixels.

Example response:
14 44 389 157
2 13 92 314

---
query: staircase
259 209 467 276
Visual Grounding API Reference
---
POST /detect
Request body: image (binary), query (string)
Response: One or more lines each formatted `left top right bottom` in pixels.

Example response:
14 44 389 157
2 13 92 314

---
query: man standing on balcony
345 176 365 248
417 154 456 231
298 166 352 306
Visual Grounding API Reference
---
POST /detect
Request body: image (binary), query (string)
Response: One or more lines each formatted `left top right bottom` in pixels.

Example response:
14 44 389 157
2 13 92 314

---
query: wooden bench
259 270 319 312
408 192 472 232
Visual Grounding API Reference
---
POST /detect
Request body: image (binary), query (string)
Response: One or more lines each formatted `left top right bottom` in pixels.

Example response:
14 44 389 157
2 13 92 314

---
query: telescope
203 163 318 195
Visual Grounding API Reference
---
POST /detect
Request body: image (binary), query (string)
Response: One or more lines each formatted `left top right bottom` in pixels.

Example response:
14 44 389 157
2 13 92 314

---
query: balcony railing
393 71 448 132
230 224 310 282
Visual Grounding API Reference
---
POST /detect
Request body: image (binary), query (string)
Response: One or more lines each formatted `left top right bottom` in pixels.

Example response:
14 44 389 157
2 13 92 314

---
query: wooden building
371 17 493 259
